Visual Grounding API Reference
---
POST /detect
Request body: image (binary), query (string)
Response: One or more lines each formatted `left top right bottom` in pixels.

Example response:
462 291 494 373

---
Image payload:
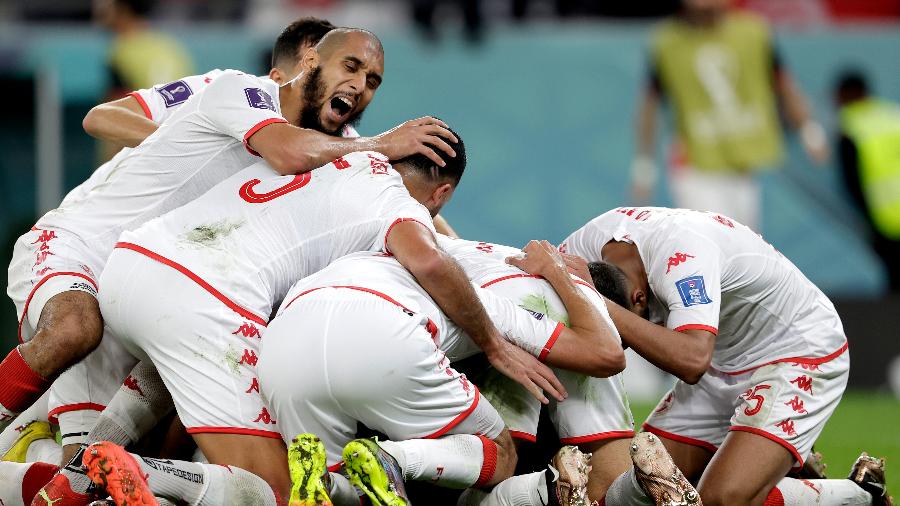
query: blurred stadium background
1 0 898 477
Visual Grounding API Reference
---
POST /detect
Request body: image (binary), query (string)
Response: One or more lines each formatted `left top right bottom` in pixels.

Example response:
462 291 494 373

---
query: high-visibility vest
840 98 900 239
651 12 783 172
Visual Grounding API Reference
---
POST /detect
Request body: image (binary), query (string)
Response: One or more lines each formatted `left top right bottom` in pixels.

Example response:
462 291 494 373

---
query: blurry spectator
410 0 483 43
631 0 829 231
94 0 194 159
835 71 900 292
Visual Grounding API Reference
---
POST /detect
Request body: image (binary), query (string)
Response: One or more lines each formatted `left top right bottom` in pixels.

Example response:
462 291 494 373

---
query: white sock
131 457 277 506
0 391 49 456
457 470 548 506
328 472 360 506
379 435 491 488
98 361 174 445
604 468 653 506
770 477 872 505
24 438 61 464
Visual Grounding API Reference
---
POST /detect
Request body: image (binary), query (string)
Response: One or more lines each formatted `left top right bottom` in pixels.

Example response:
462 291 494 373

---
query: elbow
264 149 306 175
82 107 102 138
406 247 447 280
581 342 626 378
677 355 712 385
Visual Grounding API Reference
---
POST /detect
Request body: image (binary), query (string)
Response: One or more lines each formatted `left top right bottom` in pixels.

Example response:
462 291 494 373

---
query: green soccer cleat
288 434 333 506
342 438 410 506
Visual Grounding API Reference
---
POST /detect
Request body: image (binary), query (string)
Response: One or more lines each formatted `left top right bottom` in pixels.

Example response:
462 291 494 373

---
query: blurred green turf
630 389 900 476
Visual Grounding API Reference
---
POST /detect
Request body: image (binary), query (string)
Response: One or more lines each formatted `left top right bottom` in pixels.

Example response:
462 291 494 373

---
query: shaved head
315 28 383 60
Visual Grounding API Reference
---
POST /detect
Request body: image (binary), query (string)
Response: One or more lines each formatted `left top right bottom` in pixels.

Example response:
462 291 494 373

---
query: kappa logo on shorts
675 276 711 306
156 80 193 107
244 87 276 111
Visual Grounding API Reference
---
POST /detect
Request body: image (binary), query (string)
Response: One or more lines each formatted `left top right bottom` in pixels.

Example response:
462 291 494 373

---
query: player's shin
0 348 51 431
379 434 498 488
603 469 654 506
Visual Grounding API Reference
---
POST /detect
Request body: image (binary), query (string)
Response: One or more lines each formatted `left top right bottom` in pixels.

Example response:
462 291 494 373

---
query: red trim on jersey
538 322 565 362
282 285 440 344
560 430 636 445
642 423 718 453
424 388 482 439
47 403 106 425
115 242 268 326
673 324 719 335
185 426 282 439
480 273 543 288
474 435 498 488
574 279 599 294
128 92 153 120
243 118 289 157
383 218 433 255
509 430 537 443
720 341 849 376
729 425 804 466
327 462 344 473
18 272 98 344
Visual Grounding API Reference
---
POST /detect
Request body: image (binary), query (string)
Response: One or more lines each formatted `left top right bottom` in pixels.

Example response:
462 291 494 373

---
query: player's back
120 151 433 321
38 69 282 264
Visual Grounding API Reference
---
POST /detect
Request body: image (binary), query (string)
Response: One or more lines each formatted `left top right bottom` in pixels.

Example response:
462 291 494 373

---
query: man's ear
432 182 454 207
268 67 283 84
300 47 320 71
632 288 648 316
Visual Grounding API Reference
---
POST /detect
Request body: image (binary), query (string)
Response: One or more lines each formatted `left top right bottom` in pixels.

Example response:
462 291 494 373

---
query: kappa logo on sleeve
675 276 711 306
156 80 193 107
244 88 276 111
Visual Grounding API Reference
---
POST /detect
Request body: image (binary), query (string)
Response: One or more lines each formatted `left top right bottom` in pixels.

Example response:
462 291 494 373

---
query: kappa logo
665 252 695 274
238 349 259 367
790 375 814 394
785 395 807 414
253 407 276 425
712 215 735 228
232 323 261 339
123 375 145 397
675 276 711 306
776 418 797 437
156 80 193 107
244 87 276 111
475 242 494 254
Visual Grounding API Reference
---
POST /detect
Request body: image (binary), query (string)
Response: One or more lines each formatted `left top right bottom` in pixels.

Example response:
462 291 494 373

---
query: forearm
777 74 813 129
543 267 605 337
83 104 158 147
635 90 659 158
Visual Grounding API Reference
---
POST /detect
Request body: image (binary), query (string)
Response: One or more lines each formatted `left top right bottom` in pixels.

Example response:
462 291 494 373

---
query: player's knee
699 479 762 506
484 430 517 486
34 292 104 359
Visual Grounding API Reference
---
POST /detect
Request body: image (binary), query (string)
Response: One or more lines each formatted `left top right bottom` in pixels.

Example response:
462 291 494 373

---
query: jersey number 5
239 173 311 203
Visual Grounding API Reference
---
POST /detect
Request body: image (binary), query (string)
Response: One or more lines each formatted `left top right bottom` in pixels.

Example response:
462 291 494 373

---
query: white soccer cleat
630 433 701 506
549 445 595 506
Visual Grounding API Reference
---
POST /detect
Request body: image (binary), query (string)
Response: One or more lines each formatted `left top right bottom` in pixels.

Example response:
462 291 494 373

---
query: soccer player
73 132 564 504
2 25 455 474
561 207 891 506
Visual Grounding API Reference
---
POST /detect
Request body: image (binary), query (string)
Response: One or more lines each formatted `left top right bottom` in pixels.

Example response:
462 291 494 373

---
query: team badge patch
245 88 276 111
156 80 193 107
675 276 711 306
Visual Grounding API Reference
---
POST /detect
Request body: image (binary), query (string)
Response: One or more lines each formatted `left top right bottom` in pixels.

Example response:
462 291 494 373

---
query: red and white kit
99 152 435 439
259 250 565 466
561 207 849 466
437 236 634 445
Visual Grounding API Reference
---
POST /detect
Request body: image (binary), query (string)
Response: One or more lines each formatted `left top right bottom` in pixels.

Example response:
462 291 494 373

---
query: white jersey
277 250 562 360
437 236 619 358
38 69 288 264
120 151 434 321
561 207 848 373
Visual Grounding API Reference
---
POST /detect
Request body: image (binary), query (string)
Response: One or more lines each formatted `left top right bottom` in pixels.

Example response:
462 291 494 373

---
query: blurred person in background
94 0 194 160
631 0 829 232
834 70 900 293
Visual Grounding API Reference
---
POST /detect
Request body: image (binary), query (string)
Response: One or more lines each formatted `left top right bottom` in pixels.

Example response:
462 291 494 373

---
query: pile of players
0 17 892 506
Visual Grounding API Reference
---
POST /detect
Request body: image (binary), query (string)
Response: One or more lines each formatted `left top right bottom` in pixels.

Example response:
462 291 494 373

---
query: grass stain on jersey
183 220 244 248
480 369 533 423
519 294 569 327
224 345 242 375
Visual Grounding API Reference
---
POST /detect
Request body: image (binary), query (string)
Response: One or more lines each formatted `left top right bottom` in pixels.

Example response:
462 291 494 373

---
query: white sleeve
197 72 288 152
648 234 722 335
560 221 603 261
129 71 221 124
370 158 437 254
475 286 565 361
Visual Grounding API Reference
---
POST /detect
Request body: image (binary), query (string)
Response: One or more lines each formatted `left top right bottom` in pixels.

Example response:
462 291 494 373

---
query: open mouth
330 96 354 118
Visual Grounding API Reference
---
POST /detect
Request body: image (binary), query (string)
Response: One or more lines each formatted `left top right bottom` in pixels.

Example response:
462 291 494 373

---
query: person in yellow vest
836 71 900 292
632 0 829 231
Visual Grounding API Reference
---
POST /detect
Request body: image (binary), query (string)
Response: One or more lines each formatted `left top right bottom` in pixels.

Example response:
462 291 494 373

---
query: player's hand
800 121 830 165
371 117 457 167
561 253 592 283
485 338 567 404
505 240 566 278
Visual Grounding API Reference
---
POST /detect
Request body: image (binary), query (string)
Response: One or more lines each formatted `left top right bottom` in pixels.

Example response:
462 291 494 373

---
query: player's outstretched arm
247 116 459 175
507 241 626 377
433 214 459 238
605 301 715 384
387 221 567 404
82 96 159 147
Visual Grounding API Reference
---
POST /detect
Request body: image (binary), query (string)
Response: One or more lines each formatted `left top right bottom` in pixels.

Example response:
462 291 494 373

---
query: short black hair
835 69 869 98
394 127 466 186
271 17 336 70
589 261 632 310
114 0 154 17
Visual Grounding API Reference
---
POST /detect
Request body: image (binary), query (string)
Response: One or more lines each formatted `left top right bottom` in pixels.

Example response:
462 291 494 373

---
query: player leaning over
561 207 891 506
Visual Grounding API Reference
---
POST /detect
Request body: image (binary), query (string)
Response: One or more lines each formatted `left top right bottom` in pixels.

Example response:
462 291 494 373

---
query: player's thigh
579 438 632 501
697 430 793 506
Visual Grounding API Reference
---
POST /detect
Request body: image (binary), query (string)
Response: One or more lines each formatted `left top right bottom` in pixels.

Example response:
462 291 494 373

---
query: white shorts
7 227 134 444
98 247 280 440
259 289 505 467
467 275 634 444
643 349 849 467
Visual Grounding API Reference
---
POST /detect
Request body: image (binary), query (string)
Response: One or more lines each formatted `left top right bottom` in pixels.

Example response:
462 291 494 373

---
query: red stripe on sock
22 462 59 504
474 435 498 488
764 487 785 506
0 348 50 413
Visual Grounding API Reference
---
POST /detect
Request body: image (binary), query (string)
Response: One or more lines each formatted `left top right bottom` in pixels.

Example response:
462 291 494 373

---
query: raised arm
387 221 566 403
507 241 625 377
247 116 459 175
82 95 158 147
